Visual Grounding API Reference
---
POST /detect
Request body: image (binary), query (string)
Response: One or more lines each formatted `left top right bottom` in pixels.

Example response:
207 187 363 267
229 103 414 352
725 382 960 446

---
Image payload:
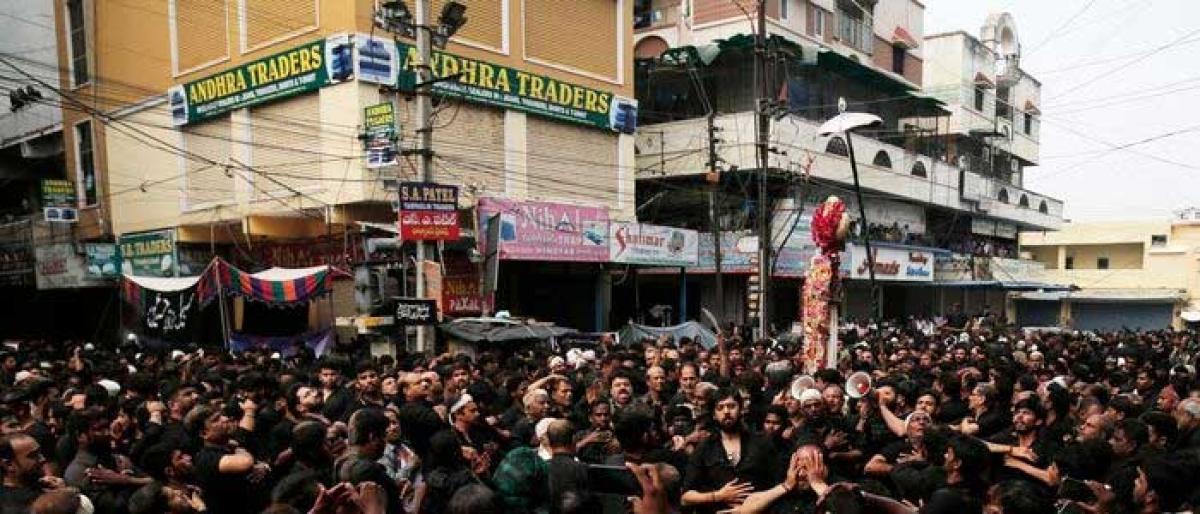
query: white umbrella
816 112 882 136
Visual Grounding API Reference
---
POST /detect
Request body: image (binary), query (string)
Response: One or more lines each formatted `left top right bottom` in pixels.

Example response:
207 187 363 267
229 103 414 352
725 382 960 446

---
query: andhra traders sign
609 222 698 266
169 35 352 126
118 229 178 277
395 42 637 132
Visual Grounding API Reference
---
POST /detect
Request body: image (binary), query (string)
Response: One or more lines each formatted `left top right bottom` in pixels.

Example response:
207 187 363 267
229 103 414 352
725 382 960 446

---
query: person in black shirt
333 408 403 514
396 372 447 462
2 433 66 514
191 407 269 514
681 386 780 513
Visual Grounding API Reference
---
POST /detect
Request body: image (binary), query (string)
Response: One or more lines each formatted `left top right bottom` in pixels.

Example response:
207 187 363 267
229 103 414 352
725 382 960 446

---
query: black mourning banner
393 297 437 325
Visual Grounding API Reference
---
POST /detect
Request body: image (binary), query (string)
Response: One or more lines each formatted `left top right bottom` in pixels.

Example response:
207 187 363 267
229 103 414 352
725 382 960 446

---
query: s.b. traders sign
169 36 352 126
395 42 637 133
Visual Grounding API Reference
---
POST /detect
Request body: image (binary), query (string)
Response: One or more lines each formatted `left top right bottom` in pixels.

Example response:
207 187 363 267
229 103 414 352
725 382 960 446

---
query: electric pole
414 0 434 353
754 0 771 338
706 113 723 319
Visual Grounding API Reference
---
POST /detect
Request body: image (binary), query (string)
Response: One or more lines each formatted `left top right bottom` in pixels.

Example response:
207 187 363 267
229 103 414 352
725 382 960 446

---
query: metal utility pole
706 113 723 320
754 0 770 338
844 132 879 320
414 0 434 353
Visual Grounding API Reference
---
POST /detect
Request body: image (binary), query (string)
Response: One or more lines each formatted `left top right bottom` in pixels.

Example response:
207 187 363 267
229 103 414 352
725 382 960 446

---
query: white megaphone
789 375 816 400
845 371 873 399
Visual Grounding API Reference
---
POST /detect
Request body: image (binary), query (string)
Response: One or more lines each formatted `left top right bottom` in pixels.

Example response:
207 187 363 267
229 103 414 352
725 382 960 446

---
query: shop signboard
990 257 1045 282
118 229 177 277
477 197 609 262
40 179 76 207
169 35 352 126
443 253 489 316
363 102 398 168
848 244 934 282
355 34 398 85
84 243 121 278
396 42 637 133
609 222 698 266
934 253 992 282
398 182 460 240
34 243 108 289
643 230 846 277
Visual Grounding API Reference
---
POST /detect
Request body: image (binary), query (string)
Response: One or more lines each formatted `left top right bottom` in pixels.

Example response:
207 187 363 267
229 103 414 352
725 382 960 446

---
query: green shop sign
395 42 637 132
169 35 352 126
118 229 177 277
40 179 76 207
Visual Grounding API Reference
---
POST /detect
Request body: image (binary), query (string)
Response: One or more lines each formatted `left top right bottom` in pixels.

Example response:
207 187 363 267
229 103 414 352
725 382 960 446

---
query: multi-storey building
45 0 639 342
630 1 1064 328
0 0 115 338
1017 212 1200 331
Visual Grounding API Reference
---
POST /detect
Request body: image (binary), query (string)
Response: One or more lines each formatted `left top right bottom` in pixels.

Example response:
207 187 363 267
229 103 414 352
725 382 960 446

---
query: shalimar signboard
169 36 352 126
395 42 637 132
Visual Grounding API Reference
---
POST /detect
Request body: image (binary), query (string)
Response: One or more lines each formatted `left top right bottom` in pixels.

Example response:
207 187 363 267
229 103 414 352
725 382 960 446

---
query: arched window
1038 200 1049 214
911 161 927 178
872 150 892 168
997 188 1009 204
1018 194 1030 208
825 136 848 157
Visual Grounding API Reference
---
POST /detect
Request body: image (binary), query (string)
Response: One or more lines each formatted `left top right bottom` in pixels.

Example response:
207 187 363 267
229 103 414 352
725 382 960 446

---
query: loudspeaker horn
789 375 816 400
846 371 873 399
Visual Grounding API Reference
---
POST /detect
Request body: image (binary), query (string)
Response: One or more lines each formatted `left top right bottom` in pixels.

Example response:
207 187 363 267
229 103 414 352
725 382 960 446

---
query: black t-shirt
919 485 982 514
397 400 447 461
335 452 403 514
193 445 262 514
682 432 782 514
0 484 40 514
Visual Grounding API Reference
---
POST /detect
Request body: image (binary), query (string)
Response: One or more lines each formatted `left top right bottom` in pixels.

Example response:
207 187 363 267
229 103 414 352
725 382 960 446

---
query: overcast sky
921 0 1200 222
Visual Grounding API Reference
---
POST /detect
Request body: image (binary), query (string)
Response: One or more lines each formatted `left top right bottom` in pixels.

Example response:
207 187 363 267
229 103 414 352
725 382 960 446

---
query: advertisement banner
477 197 609 262
396 42 637 132
848 244 934 282
85 243 122 278
169 36 352 126
609 222 698 266
398 182 460 240
990 257 1046 282
119 229 177 277
363 102 398 168
40 179 76 207
642 230 847 277
443 253 489 316
934 253 992 282
35 243 109 289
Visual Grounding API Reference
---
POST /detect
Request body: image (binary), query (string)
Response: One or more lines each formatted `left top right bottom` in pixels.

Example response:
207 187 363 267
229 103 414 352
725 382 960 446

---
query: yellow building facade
52 0 640 333
1017 217 1200 330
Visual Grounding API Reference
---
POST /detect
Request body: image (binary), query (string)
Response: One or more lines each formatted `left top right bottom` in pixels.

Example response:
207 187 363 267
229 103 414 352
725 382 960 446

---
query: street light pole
413 0 434 353
754 0 770 338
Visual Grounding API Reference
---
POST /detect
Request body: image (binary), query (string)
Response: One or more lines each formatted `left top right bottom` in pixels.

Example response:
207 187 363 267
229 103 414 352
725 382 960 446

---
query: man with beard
345 361 385 419
1 432 66 514
609 371 636 414
63 408 145 490
139 442 195 491
574 399 618 464
317 359 353 423
139 385 199 455
986 397 1058 486
680 387 779 514
267 383 326 460
192 407 270 514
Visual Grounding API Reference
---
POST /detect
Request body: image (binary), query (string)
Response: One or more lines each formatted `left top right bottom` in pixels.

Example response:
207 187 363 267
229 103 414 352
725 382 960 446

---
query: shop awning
817 47 916 95
1013 289 1186 303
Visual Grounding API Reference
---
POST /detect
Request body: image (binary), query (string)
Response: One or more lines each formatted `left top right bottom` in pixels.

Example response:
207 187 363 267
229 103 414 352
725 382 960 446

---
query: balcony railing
635 4 681 30
836 11 874 54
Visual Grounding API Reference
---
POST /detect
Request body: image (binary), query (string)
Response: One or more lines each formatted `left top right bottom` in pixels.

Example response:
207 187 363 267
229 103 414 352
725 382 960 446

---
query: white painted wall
0 0 63 146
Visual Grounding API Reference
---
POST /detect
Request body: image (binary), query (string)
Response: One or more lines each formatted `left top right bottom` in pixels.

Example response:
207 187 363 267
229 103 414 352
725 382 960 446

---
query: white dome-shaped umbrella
816 112 882 136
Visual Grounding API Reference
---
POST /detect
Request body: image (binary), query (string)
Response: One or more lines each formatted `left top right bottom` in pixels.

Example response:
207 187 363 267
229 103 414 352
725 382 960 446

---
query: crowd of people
3 310 1200 514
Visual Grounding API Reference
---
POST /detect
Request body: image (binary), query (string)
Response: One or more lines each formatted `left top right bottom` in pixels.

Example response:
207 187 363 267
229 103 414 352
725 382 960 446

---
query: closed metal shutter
1072 302 1173 332
1016 300 1059 328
